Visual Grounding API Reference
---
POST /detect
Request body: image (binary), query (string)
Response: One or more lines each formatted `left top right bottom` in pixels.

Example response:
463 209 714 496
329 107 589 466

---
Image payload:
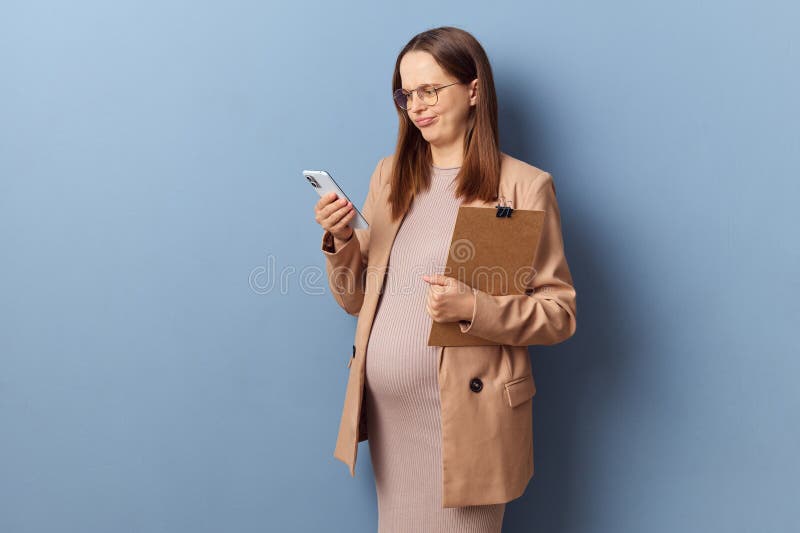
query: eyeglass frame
393 81 463 110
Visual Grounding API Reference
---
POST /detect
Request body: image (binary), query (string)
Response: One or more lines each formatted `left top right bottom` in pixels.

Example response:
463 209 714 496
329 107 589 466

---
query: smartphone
303 169 369 230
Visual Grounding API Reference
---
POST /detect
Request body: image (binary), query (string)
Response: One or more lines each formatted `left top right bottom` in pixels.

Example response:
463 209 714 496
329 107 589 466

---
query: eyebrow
401 82 439 92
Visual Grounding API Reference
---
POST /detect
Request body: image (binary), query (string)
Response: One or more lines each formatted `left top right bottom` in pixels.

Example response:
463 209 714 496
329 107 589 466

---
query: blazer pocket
504 374 537 408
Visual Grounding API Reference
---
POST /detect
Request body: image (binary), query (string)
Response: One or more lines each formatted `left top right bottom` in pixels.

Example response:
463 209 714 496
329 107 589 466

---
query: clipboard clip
495 196 514 218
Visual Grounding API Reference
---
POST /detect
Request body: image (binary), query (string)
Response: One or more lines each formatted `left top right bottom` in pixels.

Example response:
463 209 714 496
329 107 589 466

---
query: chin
419 128 437 140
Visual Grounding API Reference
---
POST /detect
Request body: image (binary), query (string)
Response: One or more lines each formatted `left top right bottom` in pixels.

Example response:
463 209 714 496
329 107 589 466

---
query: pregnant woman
314 26 577 532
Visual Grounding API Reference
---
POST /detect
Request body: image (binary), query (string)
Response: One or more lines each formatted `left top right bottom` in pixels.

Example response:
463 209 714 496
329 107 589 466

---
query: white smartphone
303 169 369 230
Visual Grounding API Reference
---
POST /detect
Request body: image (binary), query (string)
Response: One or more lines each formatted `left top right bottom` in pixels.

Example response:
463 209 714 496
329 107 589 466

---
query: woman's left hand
422 274 475 323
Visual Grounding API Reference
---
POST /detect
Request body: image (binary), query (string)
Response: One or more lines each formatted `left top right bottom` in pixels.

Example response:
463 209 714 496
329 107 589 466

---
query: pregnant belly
364 291 441 406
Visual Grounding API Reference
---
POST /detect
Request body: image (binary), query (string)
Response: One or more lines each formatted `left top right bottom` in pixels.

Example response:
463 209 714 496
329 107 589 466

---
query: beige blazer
320 151 577 507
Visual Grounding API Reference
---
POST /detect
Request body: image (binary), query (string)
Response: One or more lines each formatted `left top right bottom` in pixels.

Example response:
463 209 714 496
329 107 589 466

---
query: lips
415 116 436 127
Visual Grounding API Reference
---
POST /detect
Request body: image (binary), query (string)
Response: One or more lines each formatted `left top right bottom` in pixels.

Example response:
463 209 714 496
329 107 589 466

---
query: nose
408 92 427 115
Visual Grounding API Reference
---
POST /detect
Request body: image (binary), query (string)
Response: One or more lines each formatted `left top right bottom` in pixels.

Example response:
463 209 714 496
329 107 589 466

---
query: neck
429 136 465 168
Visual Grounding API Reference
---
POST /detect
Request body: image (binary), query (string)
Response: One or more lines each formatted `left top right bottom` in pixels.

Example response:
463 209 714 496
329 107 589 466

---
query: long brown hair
388 26 501 222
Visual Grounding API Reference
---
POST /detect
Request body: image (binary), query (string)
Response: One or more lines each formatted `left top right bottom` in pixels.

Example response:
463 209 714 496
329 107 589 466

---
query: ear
469 78 479 106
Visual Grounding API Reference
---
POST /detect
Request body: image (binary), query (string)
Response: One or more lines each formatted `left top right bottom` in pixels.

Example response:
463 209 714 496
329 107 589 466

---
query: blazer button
469 377 483 393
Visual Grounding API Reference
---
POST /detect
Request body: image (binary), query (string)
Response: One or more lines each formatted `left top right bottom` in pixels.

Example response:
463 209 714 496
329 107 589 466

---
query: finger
324 203 354 228
316 200 340 224
331 208 356 232
333 211 353 231
318 196 347 220
315 192 340 212
423 274 444 285
318 202 341 226
322 197 351 218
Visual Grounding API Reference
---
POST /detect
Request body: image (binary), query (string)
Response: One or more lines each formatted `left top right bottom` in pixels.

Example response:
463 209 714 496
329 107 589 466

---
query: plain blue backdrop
1 1 798 532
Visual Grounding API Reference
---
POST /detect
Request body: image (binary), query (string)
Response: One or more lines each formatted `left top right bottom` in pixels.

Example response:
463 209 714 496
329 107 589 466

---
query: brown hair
388 26 501 222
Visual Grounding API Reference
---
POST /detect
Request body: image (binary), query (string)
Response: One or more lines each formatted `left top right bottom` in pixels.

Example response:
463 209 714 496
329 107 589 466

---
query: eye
422 86 437 97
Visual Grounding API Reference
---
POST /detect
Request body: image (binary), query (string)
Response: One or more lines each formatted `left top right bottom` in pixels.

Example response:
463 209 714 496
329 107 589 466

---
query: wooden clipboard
427 198 545 346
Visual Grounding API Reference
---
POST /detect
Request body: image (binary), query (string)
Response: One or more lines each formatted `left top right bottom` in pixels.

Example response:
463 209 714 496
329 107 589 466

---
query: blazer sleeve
458 171 577 346
320 157 385 316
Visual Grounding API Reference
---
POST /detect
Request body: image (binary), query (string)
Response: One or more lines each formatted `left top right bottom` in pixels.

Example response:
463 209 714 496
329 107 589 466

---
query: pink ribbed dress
364 165 506 532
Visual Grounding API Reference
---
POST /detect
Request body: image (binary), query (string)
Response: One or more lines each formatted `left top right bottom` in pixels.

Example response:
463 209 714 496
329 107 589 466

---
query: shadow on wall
497 74 638 533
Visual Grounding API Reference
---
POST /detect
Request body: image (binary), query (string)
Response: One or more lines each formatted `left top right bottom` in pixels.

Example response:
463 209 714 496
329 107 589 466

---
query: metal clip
495 196 514 218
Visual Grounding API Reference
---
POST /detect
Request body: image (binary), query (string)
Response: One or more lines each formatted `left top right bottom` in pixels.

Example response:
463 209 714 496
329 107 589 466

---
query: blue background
1 1 798 532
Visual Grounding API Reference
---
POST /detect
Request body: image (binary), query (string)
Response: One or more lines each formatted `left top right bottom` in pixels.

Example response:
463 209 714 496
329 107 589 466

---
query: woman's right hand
315 192 355 243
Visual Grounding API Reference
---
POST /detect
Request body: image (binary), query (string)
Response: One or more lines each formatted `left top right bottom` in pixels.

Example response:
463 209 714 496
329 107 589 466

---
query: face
398 51 478 146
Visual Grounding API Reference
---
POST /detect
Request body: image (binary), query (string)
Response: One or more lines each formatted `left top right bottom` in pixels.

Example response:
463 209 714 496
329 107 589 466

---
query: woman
314 26 577 532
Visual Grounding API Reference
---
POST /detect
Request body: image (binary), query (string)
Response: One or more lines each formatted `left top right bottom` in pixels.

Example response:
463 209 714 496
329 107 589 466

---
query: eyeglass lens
394 86 437 110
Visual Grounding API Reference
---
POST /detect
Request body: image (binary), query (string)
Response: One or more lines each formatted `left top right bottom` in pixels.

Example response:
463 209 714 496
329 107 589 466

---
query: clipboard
427 197 545 346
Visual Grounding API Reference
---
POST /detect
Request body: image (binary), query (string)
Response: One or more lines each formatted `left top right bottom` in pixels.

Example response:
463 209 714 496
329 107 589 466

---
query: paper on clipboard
427 199 545 346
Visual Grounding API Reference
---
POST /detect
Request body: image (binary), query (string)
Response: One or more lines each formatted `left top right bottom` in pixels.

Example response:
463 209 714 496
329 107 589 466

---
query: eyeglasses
393 81 462 110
